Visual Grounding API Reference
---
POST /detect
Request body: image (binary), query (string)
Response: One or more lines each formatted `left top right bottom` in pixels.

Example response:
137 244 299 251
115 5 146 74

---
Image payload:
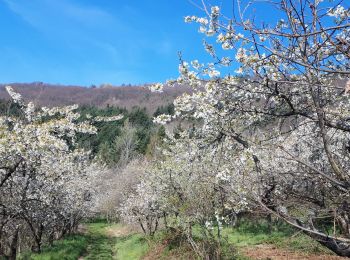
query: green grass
222 219 331 255
18 218 335 260
86 222 149 260
19 234 88 260
18 221 150 260
114 233 149 260
84 222 116 259
19 222 117 260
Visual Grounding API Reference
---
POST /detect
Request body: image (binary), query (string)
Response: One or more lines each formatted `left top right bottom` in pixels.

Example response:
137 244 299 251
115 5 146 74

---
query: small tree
113 119 139 167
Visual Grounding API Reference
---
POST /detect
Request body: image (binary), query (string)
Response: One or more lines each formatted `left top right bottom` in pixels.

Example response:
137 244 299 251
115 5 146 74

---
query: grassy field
19 219 339 260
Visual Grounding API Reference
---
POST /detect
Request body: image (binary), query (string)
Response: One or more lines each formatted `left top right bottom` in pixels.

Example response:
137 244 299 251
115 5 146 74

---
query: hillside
0 82 188 113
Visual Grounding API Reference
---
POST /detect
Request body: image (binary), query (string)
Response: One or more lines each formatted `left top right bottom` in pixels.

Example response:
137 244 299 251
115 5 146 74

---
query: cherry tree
0 86 118 259
120 130 255 257
149 0 350 256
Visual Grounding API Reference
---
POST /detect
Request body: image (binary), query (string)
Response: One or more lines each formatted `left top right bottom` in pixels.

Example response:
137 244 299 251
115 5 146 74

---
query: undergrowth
18 218 336 260
223 218 333 255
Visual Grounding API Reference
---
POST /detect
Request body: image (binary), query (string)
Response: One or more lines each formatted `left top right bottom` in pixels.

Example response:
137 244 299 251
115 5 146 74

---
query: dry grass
241 244 348 260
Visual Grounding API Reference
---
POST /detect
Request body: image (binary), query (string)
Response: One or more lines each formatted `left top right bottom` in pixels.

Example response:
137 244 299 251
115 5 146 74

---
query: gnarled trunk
308 232 350 257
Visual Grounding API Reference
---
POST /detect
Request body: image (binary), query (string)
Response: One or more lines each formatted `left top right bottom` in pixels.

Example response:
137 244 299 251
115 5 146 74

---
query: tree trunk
8 229 19 260
308 233 350 257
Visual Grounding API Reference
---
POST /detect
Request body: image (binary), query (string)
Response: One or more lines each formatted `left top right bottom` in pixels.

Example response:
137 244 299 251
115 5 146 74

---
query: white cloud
2 0 132 62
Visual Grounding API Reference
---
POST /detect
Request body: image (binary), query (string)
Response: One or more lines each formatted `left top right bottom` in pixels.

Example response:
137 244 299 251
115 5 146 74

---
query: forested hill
0 82 188 113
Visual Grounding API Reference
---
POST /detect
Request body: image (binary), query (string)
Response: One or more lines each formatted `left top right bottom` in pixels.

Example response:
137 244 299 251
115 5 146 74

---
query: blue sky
0 1 344 86
0 0 210 86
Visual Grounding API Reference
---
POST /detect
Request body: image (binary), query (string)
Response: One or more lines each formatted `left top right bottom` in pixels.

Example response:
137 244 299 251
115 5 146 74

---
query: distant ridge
0 82 189 113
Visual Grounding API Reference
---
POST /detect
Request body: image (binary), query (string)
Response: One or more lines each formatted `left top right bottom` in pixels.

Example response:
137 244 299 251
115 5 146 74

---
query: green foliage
157 125 166 138
76 105 126 154
96 142 116 166
0 99 9 115
128 107 153 154
153 103 175 117
129 107 153 128
76 105 158 166
0 98 23 117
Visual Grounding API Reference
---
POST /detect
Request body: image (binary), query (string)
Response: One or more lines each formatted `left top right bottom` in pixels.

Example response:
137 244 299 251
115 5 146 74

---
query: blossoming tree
147 0 350 257
0 87 121 259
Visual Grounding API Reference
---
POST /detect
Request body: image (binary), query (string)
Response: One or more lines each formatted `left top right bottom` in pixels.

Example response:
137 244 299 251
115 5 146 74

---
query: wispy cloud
2 0 135 63
0 0 188 85
3 0 116 30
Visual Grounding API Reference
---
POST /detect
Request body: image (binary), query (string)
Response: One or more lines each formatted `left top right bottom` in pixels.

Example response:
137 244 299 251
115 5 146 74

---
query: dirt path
242 244 348 260
105 224 134 238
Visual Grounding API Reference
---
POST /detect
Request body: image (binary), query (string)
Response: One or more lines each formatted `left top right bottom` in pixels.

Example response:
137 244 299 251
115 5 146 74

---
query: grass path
81 222 148 260
82 222 117 259
20 221 148 260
